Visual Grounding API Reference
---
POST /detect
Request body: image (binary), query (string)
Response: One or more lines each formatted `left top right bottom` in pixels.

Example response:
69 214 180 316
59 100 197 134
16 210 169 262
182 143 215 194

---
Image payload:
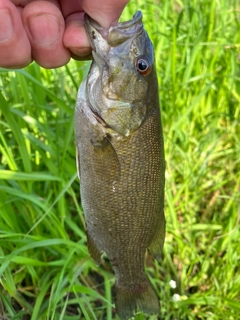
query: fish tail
115 276 159 320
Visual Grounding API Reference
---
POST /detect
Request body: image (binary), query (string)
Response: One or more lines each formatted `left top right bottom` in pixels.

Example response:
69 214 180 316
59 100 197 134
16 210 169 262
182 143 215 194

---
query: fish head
85 11 158 137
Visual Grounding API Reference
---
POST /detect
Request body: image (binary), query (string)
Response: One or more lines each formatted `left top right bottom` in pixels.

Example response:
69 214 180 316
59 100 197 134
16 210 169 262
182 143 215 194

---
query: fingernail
27 14 61 46
0 9 14 42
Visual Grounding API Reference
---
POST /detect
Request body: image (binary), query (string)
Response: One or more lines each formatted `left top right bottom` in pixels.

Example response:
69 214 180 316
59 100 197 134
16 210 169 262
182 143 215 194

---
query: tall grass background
0 0 239 319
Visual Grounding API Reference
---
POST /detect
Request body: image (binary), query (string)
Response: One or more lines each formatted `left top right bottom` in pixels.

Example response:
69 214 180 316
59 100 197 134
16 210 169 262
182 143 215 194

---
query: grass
0 0 239 319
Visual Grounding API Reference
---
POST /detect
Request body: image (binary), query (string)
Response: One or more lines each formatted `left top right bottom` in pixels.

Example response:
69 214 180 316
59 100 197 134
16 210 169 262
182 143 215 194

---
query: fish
75 11 165 320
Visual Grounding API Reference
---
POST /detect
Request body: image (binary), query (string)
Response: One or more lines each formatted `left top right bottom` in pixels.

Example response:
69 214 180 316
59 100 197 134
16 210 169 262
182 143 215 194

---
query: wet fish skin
75 11 165 320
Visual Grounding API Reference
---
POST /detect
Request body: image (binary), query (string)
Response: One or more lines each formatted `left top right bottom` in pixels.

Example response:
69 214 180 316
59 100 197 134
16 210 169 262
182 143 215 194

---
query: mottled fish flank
75 11 165 320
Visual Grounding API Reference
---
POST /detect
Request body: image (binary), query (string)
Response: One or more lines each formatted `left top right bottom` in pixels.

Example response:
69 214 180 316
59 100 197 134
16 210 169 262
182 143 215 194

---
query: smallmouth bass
75 11 165 320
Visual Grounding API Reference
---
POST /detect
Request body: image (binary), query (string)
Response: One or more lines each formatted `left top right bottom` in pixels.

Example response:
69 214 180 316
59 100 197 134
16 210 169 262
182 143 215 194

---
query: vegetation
0 0 239 319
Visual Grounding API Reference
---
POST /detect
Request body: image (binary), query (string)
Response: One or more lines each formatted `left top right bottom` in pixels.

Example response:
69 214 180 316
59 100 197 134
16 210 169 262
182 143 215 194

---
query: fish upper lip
85 11 142 32
110 10 142 32
84 11 143 45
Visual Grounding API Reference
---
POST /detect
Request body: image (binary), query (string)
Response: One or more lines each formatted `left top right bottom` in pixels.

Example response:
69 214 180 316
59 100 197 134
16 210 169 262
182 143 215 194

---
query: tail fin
115 276 159 320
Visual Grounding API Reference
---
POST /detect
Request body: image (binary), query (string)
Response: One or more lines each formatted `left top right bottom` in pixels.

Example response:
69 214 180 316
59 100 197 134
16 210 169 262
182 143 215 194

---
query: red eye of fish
136 57 152 76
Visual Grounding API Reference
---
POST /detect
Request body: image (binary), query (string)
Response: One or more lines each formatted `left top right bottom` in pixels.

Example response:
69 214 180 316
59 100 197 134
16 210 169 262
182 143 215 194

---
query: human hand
0 0 129 69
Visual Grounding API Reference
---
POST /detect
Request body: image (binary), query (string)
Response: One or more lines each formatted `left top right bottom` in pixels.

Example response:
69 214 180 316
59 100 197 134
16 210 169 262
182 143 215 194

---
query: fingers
61 0 129 60
22 1 70 68
63 12 92 60
0 0 130 68
80 0 130 28
61 0 129 28
0 0 31 68
0 0 71 69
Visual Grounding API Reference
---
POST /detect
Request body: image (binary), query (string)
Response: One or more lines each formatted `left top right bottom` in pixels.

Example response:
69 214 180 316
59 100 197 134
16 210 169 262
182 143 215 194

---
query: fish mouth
84 11 143 48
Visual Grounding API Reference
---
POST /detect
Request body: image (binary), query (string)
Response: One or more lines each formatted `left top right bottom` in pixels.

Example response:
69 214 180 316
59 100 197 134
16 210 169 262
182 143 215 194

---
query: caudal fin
115 276 160 320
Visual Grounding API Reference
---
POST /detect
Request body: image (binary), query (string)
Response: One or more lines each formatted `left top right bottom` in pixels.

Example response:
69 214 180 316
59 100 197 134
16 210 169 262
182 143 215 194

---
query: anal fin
86 231 102 266
149 216 166 261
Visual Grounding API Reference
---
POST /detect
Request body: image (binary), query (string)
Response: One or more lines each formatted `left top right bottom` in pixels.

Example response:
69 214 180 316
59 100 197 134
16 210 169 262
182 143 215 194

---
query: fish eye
136 56 152 76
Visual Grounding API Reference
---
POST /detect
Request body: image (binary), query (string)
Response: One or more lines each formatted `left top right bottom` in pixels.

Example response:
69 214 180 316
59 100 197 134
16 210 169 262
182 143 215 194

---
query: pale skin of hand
0 0 129 68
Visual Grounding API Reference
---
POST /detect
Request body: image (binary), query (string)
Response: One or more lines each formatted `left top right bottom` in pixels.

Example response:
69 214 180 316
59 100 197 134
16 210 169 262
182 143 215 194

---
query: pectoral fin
90 131 109 148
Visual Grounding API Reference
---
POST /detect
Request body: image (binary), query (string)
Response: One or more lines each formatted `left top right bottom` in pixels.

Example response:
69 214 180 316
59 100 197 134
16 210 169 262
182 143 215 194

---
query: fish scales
75 11 165 320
